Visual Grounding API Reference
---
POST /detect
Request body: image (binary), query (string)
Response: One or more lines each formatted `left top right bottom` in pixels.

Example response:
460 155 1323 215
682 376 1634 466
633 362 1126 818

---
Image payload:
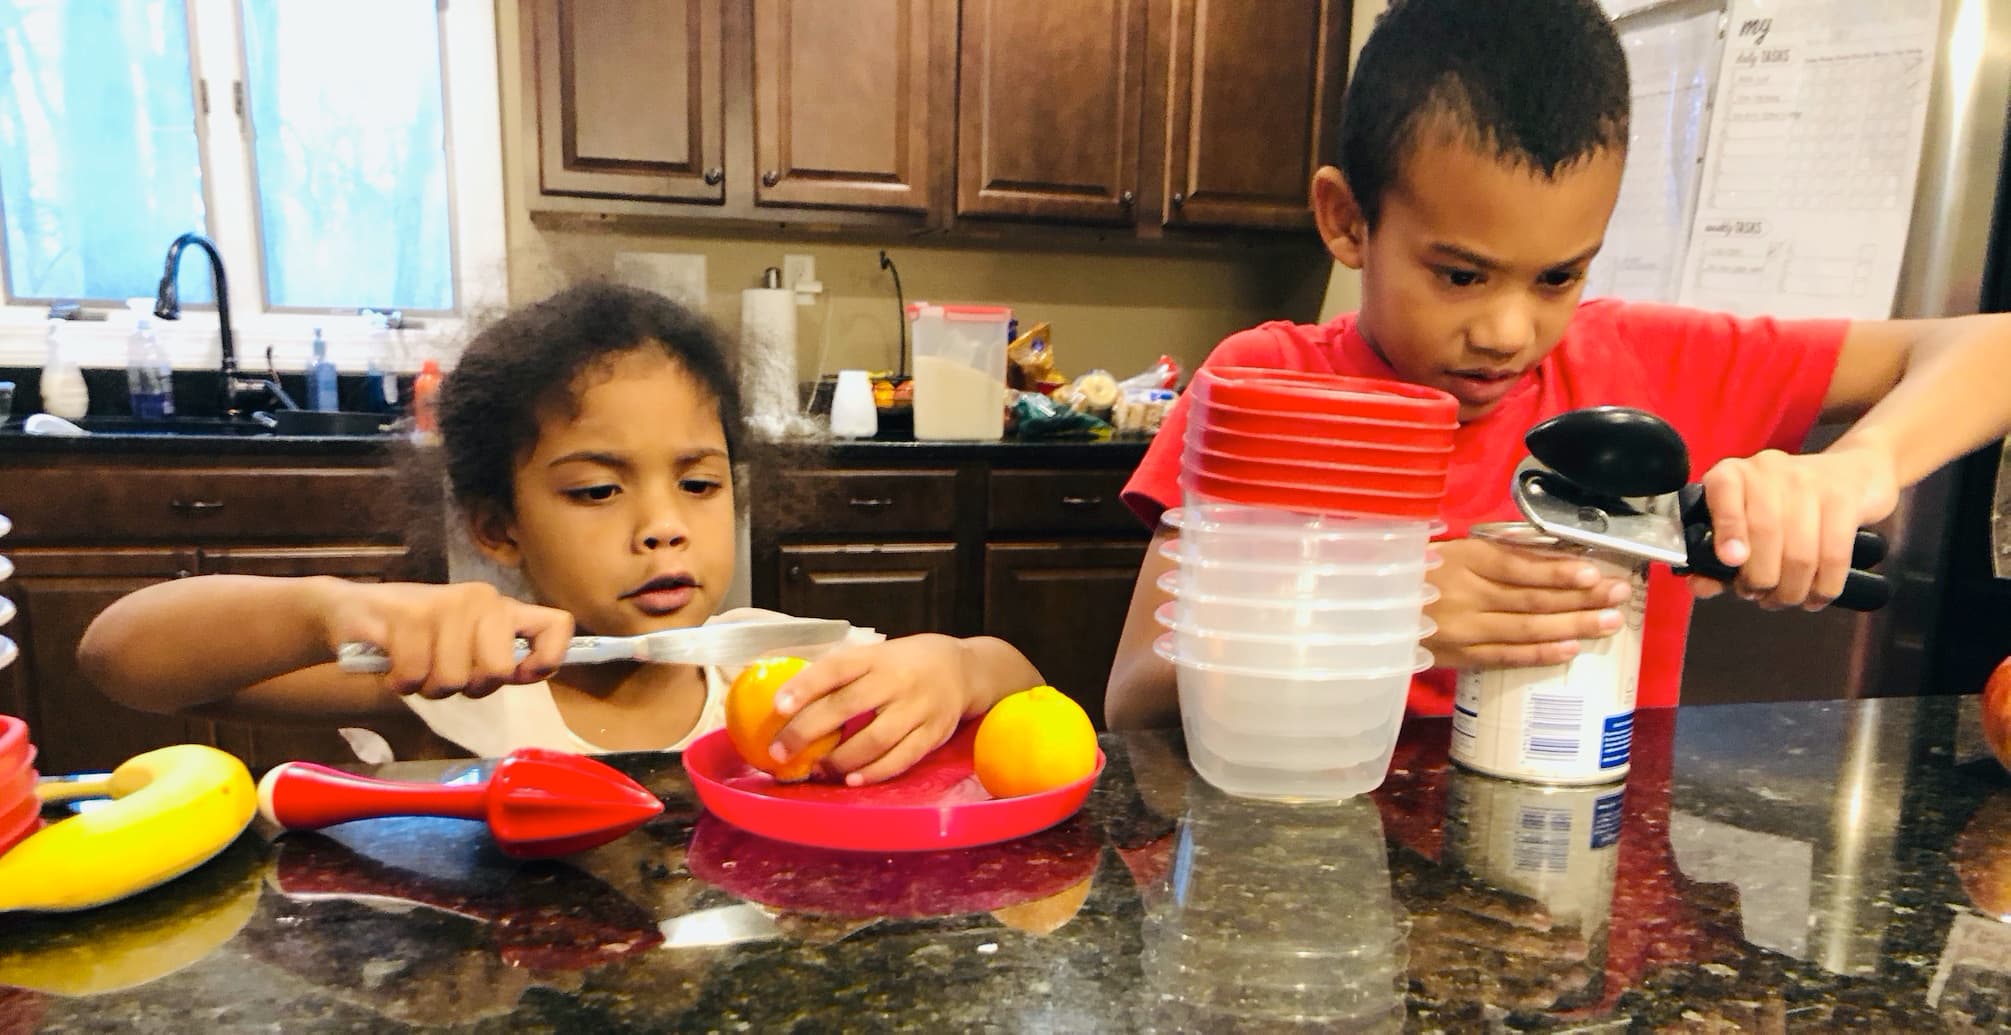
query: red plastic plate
685 810 1102 918
1181 468 1444 520
1194 399 1458 449
1194 366 1459 423
682 722 1104 853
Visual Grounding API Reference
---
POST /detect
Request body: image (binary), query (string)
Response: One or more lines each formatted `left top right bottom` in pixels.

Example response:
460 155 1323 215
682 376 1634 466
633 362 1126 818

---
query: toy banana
0 744 256 913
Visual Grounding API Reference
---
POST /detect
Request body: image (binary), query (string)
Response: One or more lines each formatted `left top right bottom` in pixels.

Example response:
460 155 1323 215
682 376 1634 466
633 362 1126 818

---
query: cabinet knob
1059 495 1103 511
170 499 225 513
175 569 192 579
703 166 723 186
1119 190 1136 207
787 564 804 581
1170 191 1186 208
761 169 780 188
847 496 895 513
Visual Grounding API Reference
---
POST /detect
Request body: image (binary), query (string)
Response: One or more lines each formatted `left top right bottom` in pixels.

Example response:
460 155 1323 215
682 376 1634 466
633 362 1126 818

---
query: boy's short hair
1337 0 1630 226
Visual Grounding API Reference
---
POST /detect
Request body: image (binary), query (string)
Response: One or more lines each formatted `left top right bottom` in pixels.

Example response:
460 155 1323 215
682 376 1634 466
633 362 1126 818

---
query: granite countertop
7 697 2010 1031
0 423 1152 464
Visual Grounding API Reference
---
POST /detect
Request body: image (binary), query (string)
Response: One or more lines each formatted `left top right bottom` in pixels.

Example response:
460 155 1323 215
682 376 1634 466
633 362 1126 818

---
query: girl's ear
466 504 522 569
1311 166 1369 270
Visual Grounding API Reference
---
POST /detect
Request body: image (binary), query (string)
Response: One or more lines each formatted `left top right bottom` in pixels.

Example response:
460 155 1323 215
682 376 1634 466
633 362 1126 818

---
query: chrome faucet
155 232 283 419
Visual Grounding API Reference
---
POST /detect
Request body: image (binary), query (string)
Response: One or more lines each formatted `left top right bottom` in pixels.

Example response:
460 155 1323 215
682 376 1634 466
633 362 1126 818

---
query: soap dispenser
40 319 89 420
307 327 338 412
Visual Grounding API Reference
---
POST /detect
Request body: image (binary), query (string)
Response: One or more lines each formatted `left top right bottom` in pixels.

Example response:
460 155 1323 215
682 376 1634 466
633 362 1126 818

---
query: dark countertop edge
817 437 1154 465
0 433 1157 463
0 433 402 458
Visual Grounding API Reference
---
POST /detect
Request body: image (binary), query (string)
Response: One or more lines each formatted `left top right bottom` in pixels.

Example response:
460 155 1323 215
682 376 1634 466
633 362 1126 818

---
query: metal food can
1442 768 1624 1011
1450 521 1646 785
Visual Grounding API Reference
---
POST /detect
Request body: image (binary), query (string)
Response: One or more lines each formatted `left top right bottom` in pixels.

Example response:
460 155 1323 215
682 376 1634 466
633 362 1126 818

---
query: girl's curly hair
434 281 745 518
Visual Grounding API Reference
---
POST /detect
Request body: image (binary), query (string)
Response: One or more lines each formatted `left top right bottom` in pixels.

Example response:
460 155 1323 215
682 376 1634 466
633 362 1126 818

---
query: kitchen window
0 0 505 369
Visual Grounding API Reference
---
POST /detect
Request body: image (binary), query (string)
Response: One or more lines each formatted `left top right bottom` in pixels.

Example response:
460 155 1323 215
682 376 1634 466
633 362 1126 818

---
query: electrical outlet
782 254 815 290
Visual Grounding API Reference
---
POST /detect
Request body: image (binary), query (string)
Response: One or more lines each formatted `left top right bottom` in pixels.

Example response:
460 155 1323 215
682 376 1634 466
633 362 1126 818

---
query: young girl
78 283 1043 784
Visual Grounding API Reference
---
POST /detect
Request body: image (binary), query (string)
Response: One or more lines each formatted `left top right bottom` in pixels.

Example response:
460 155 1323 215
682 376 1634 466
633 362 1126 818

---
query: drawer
0 466 402 545
987 469 1140 534
762 469 961 536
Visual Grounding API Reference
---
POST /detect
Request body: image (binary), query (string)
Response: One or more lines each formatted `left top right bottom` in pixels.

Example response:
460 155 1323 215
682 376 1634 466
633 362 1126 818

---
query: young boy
1105 0 2011 729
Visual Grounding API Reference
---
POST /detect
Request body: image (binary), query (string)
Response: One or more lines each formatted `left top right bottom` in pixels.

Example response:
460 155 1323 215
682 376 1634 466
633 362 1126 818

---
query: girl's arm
77 575 574 723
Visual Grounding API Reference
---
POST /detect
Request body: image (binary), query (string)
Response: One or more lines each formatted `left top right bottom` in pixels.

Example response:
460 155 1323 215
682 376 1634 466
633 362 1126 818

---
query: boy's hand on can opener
1689 447 1899 611
1425 538 1632 671
317 579 575 699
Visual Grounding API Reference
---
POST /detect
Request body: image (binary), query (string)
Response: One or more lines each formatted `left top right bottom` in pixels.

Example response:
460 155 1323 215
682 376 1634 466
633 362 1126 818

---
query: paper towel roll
740 287 801 437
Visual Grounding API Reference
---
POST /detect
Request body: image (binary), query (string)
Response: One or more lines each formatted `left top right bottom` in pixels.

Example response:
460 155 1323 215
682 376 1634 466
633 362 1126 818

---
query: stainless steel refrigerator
1680 0 2011 704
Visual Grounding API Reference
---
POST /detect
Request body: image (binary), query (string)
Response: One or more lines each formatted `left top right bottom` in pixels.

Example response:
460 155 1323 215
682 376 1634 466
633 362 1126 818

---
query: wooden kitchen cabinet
3 548 206 776
954 0 1149 224
775 543 959 639
518 0 1348 240
1159 0 1348 230
0 450 442 774
750 445 1151 726
529 0 728 203
751 0 950 213
983 541 1148 726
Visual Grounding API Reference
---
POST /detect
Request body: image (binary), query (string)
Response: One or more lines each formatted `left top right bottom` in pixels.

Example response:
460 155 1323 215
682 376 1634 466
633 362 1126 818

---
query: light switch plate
782 254 818 305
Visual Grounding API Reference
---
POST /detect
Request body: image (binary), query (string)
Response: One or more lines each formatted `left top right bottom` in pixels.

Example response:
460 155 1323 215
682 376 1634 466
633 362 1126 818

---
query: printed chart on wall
1676 0 1942 318
1585 0 1725 303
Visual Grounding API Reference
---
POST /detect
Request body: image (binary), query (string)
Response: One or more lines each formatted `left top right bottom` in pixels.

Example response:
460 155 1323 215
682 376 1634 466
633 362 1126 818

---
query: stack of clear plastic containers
1159 368 1458 800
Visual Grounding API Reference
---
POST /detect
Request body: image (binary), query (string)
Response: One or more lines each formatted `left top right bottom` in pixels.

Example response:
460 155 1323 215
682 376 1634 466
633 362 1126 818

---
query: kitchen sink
9 413 398 438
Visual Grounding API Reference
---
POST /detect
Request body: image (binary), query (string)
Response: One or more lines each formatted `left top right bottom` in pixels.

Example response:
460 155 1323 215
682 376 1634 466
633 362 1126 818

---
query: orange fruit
972 686 1097 798
724 656 835 782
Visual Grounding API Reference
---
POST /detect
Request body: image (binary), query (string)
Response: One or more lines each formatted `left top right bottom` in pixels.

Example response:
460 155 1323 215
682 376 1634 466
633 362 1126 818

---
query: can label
1450 523 1646 785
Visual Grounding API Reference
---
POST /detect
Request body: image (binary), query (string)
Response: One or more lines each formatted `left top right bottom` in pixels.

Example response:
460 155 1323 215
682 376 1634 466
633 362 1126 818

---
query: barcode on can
1522 693 1584 764
1512 805 1572 874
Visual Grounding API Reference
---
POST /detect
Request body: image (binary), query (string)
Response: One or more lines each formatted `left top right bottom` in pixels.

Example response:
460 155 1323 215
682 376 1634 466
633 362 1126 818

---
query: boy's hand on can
1425 538 1632 670
1692 447 1898 611
316 579 575 699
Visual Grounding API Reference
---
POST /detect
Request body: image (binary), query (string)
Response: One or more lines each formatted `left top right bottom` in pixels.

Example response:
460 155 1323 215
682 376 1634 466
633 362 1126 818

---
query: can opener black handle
1672 484 1892 611
1516 406 1892 612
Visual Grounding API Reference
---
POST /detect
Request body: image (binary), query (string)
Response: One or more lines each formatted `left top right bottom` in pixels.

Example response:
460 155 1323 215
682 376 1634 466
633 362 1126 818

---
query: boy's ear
466 505 523 569
1311 166 1368 270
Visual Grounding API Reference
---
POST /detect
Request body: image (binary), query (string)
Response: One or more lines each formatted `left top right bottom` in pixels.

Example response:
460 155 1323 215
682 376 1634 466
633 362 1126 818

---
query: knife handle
337 639 534 674
1674 485 1891 612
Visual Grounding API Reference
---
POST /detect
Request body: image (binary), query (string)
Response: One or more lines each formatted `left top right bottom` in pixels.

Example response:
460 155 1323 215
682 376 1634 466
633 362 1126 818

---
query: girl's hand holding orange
759 635 986 787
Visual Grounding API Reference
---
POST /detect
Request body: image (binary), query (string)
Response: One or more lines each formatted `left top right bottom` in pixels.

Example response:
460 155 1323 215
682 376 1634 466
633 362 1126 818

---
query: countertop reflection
5 696 2010 1031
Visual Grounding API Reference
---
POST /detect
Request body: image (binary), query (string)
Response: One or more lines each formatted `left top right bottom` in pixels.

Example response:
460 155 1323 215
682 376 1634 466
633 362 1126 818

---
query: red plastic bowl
1185 446 1450 497
1193 366 1458 424
1181 468 1444 520
1186 423 1454 469
1194 399 1458 450
681 722 1104 853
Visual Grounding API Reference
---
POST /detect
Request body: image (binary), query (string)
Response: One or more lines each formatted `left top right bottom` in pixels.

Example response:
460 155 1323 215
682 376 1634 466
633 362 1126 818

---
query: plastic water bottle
124 299 174 420
307 327 338 412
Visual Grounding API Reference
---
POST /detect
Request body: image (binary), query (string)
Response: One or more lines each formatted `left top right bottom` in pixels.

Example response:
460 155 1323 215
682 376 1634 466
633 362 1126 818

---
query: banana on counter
0 744 257 913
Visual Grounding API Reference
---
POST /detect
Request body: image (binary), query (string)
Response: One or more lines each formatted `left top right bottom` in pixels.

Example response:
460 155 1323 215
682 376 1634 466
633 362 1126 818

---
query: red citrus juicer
257 747 664 859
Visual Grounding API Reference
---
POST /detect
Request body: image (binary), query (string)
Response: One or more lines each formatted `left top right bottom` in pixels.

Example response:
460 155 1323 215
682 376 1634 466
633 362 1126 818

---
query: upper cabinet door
530 0 727 203
1161 0 1346 230
752 0 948 213
955 0 1149 224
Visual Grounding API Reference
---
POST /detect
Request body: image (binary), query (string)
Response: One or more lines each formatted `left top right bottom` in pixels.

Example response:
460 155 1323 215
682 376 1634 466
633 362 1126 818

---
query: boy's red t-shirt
1121 298 1848 715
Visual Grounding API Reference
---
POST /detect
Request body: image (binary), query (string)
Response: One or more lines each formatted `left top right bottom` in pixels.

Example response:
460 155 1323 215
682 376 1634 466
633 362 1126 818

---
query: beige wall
493 2 1332 383
1316 0 1389 322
